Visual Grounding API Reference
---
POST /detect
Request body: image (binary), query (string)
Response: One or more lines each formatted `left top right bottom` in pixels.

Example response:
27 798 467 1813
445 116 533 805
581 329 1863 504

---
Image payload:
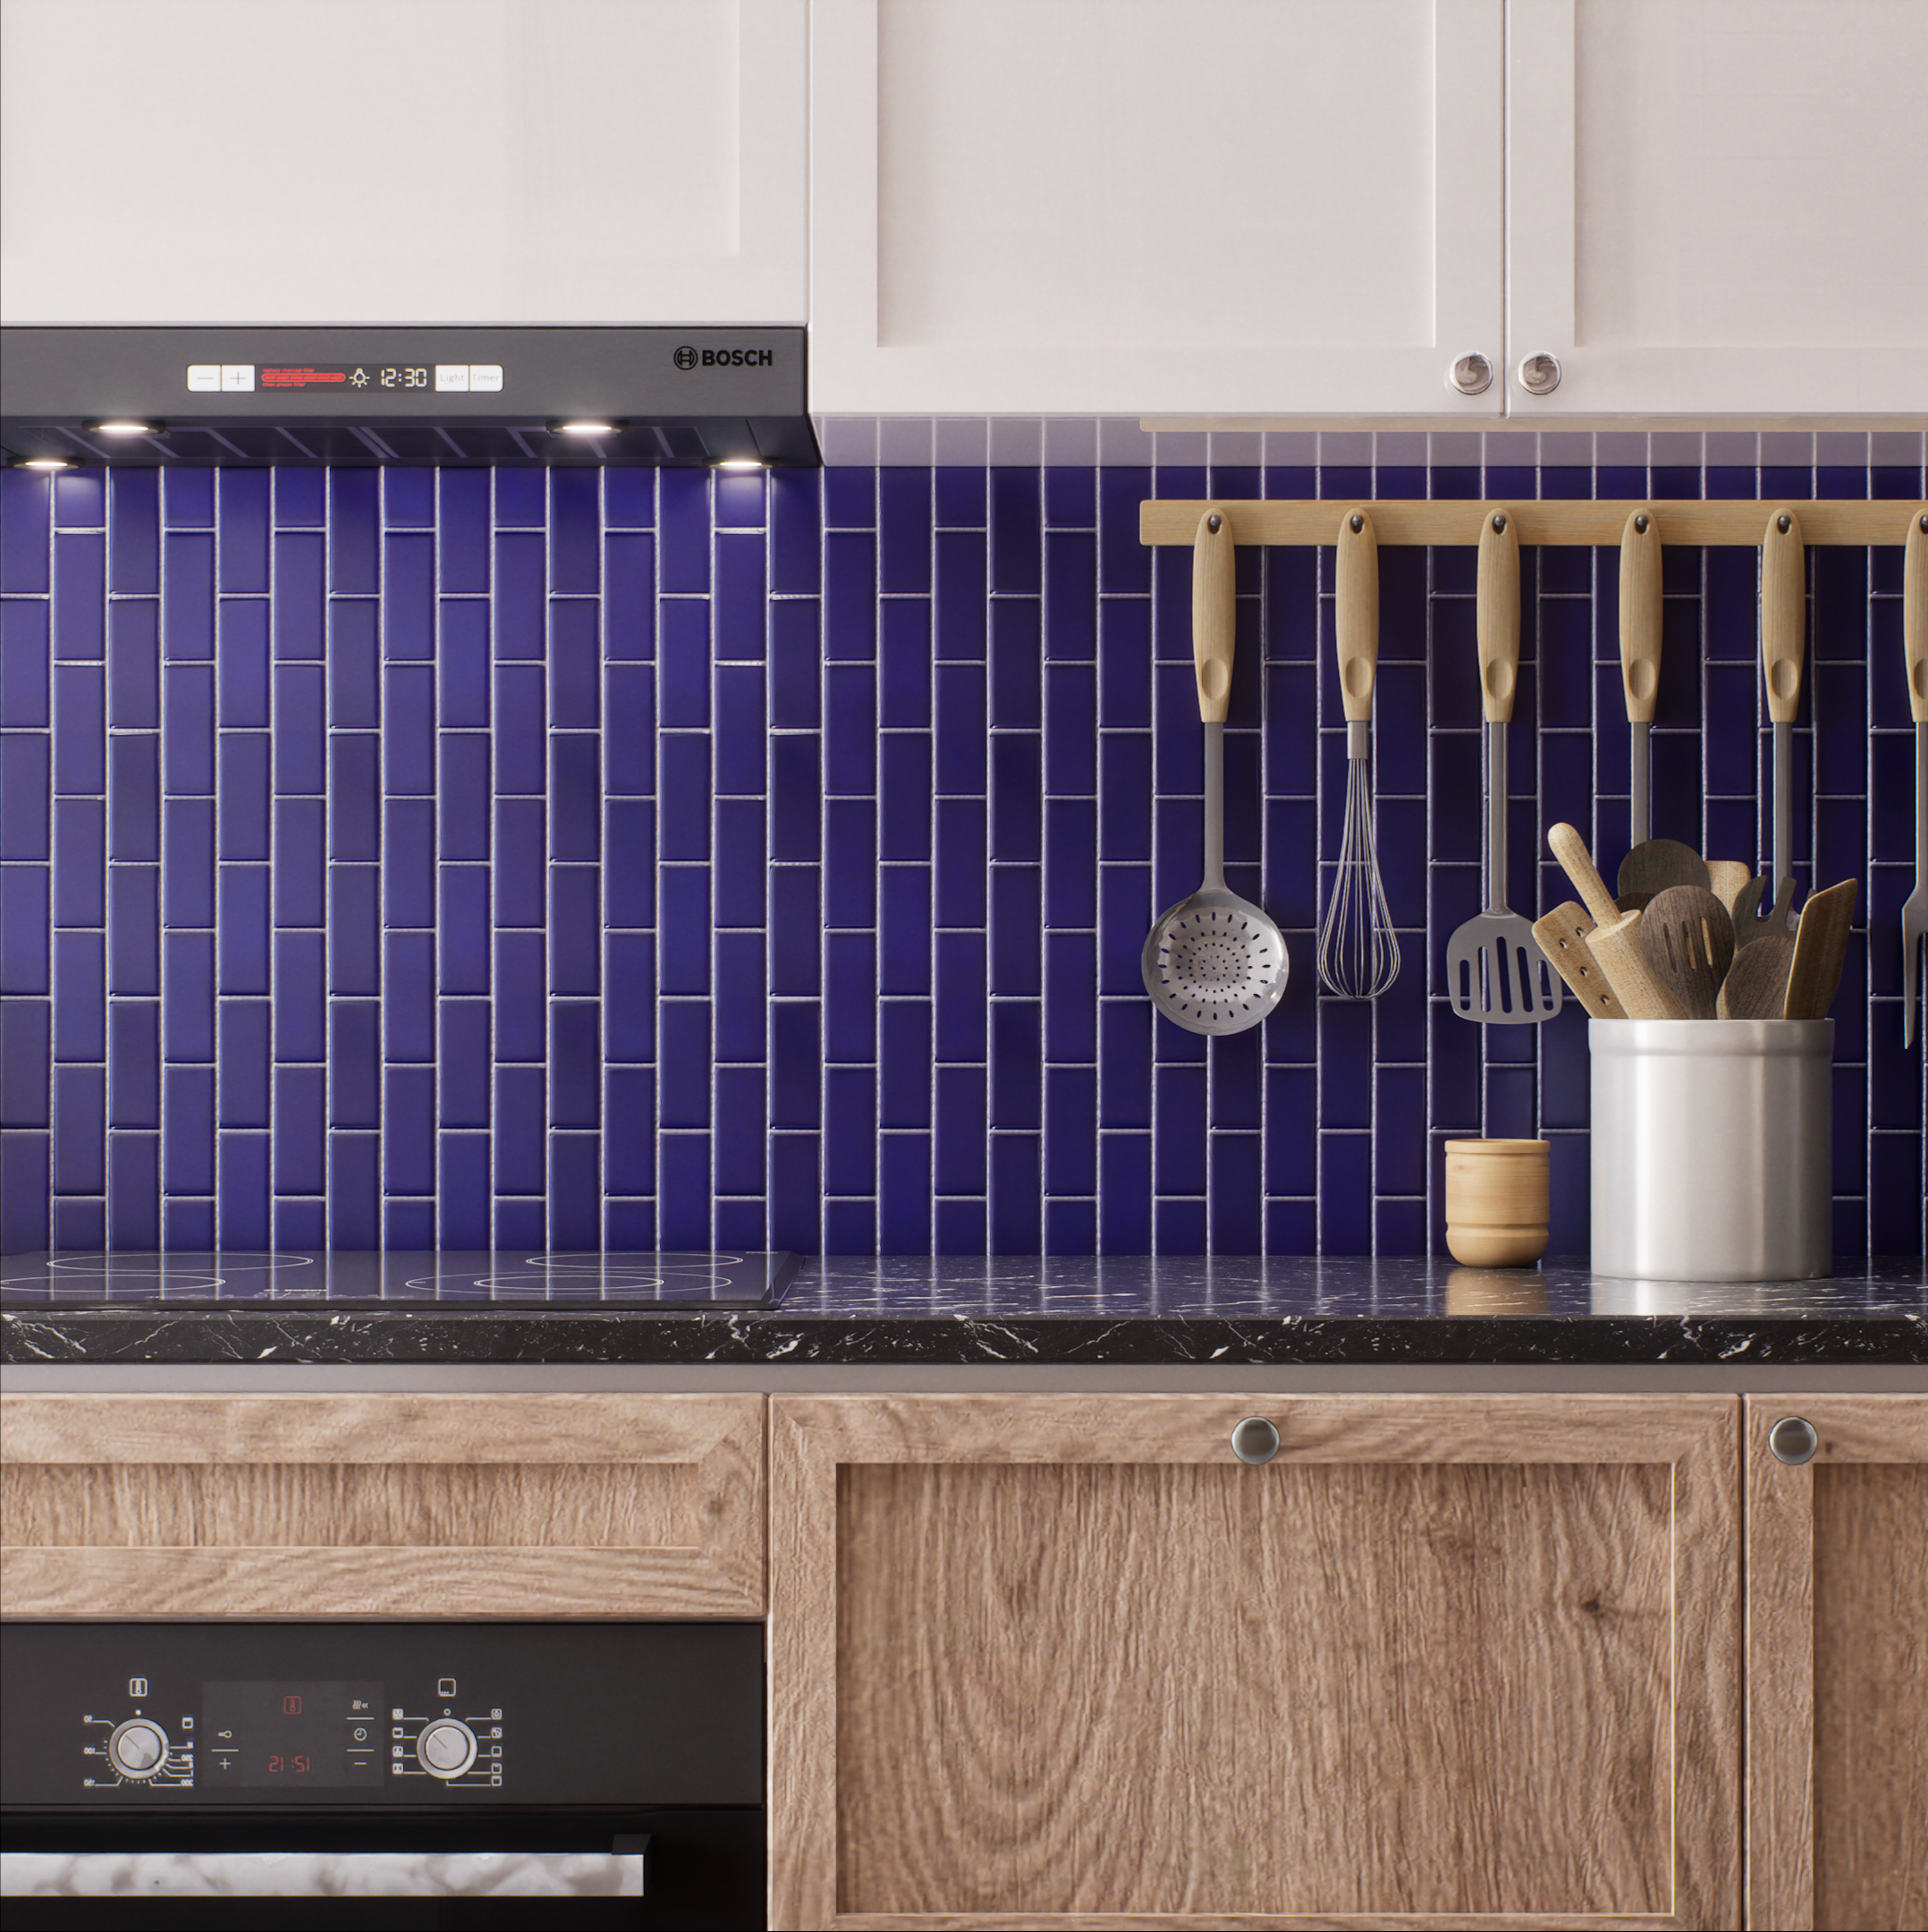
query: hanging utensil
1317 508 1399 998
1140 509 1290 1035
1636 885 1736 1020
1782 877 1857 1021
1445 510 1561 1023
1761 507 1806 928
1619 506 1662 850
1902 508 1927 1046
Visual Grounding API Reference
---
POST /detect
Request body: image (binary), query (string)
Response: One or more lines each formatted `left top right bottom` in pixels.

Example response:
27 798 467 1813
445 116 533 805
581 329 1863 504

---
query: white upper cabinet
1507 0 1928 417
0 0 806 326
809 0 1507 419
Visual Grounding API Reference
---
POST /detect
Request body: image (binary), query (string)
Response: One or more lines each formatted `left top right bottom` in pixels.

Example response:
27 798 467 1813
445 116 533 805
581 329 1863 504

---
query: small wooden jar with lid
1444 1139 1551 1267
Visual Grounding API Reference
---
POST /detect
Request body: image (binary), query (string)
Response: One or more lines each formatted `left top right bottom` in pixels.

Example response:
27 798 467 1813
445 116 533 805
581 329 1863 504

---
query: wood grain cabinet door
1 1394 765 1619
1746 1394 1928 1932
770 1394 1739 1932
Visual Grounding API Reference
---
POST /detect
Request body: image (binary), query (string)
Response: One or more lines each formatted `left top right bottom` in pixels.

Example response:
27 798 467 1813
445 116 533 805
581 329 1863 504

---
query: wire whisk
1318 726 1401 998
1318 508 1400 999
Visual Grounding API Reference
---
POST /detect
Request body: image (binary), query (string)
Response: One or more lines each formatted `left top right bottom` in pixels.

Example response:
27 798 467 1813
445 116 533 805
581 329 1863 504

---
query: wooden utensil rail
1140 499 1928 547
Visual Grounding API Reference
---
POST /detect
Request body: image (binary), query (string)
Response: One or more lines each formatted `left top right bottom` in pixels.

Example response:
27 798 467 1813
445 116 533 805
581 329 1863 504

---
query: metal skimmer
1141 511 1289 1036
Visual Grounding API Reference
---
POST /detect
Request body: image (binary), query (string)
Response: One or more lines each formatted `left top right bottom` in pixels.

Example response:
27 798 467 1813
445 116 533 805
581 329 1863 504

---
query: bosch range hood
0 326 817 469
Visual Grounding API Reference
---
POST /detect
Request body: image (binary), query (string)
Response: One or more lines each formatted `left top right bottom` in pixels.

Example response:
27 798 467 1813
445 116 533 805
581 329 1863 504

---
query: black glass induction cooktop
0 1252 799 1310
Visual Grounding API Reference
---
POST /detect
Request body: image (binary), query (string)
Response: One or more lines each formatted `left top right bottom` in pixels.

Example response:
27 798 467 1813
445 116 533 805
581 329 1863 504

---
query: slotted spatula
1445 510 1561 1023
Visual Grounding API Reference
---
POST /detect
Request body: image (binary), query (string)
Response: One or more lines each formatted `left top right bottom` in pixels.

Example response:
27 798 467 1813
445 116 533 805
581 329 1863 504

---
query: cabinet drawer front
1 1394 764 1618
1746 1395 1928 1932
772 1394 1738 1931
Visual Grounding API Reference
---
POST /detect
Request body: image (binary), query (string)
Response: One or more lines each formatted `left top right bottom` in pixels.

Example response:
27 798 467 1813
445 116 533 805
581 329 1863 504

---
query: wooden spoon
1532 902 1628 1020
1547 822 1620 928
1637 885 1736 1020
1718 935 1794 1019
1618 837 1710 902
1782 878 1858 1020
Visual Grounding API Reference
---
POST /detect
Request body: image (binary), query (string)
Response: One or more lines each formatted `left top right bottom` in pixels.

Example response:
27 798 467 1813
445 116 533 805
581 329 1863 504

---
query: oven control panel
2 1624 761 1809
76 1670 506 1795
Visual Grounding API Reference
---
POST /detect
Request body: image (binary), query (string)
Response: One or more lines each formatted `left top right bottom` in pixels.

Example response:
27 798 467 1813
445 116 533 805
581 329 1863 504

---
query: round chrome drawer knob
1517 352 1563 395
417 1718 478 1779
108 1719 169 1779
1230 1416 1280 1464
1768 1416 1819 1466
1448 352 1493 395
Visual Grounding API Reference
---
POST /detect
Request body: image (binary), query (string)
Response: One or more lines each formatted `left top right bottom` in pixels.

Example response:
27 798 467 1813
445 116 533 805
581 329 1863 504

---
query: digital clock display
202 1680 384 1787
189 362 503 394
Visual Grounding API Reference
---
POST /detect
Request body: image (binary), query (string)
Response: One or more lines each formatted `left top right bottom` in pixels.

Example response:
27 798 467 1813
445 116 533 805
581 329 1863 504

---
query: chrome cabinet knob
1517 352 1563 395
418 1718 478 1778
1448 353 1493 396
1768 1415 1819 1465
108 1719 169 1778
1230 1416 1280 1464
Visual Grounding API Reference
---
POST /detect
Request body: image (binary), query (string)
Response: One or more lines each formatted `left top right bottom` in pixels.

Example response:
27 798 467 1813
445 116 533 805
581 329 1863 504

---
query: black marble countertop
3 1254 1924 1367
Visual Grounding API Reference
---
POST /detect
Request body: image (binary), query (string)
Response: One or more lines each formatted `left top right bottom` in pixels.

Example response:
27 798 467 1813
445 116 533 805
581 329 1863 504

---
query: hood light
15 455 73 470
716 459 766 470
85 419 164 436
549 419 622 437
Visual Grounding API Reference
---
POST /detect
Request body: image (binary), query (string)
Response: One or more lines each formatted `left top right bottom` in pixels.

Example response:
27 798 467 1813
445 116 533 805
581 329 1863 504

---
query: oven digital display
201 1681 384 1787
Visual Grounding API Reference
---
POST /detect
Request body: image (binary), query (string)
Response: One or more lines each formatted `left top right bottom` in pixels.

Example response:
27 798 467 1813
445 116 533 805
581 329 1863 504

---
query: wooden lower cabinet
1746 1394 1928 1932
0 1393 765 1618
770 1394 1740 1931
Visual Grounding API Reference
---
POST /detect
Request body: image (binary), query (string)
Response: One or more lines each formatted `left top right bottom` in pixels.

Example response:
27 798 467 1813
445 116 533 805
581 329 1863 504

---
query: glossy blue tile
328 866 379 996
549 865 600 996
1098 865 1151 998
824 532 876 661
493 1064 545 1191
218 1001 271 1126
878 867 931 995
657 1001 710 1129
547 470 600 591
110 866 159 994
716 531 768 660
1 999 50 1129
549 1003 600 1126
934 1064 987 1195
769 470 821 594
935 467 985 530
659 599 710 729
51 664 103 795
604 933 655 1060
603 800 654 928
990 866 1041 996
1099 1132 1152 1250
163 1064 214 1192
51 929 101 1059
107 1000 158 1127
934 932 986 1062
2 869 46 1000
492 530 544 659
52 1063 106 1193
879 1002 932 1127
1044 932 1095 1061
604 665 655 797
218 866 269 992
605 531 655 660
823 930 876 1063
824 467 874 530
990 598 1041 728
656 868 710 995
659 469 711 594
273 932 325 1062
713 928 765 1062
438 1000 491 1125
824 1067 877 1194
383 930 435 1063
54 533 105 661
934 530 986 659
162 664 214 795
549 735 599 862
934 797 986 928
52 799 104 928
879 1132 932 1250
934 665 986 793
163 532 214 661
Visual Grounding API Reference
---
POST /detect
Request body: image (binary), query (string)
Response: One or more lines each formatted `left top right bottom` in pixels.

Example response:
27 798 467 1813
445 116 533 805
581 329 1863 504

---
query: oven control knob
417 1719 477 1779
108 1719 169 1779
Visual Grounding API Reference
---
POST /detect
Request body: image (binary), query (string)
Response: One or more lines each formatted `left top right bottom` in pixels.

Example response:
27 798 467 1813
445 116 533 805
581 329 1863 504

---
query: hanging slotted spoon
1444 509 1563 1023
1141 509 1289 1035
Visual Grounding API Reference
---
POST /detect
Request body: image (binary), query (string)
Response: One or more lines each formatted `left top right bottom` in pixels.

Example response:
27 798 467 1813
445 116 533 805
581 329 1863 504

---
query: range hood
0 326 817 469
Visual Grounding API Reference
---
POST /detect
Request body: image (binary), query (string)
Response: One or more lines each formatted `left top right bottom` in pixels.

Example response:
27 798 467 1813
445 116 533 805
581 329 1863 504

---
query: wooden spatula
1618 837 1711 902
1782 878 1858 1020
1718 934 1794 1018
1705 860 1752 918
1532 902 1628 1020
1637 885 1736 1020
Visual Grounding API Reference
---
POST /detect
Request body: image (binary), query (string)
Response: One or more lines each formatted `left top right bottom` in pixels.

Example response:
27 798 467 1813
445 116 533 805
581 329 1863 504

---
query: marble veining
1 1253 1922 1366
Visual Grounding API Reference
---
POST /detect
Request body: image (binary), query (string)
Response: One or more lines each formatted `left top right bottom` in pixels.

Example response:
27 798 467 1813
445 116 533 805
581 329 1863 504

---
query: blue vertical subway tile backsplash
2 446 1924 1258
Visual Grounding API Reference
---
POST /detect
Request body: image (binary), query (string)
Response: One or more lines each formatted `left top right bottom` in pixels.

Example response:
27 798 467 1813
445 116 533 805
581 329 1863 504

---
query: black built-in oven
0 1623 764 1928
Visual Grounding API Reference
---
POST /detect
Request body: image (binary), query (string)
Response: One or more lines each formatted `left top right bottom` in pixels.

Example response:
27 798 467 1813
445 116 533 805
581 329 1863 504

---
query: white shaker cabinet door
809 0 1506 419
0 0 806 326
1507 0 1928 418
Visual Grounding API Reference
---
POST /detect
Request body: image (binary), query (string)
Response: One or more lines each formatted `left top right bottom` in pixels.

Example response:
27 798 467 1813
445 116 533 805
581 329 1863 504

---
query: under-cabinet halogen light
85 419 163 436
549 419 622 436
15 455 72 470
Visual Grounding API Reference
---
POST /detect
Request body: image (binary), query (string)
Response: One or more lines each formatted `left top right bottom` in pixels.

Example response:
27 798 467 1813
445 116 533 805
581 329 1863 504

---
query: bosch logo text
673 346 774 369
